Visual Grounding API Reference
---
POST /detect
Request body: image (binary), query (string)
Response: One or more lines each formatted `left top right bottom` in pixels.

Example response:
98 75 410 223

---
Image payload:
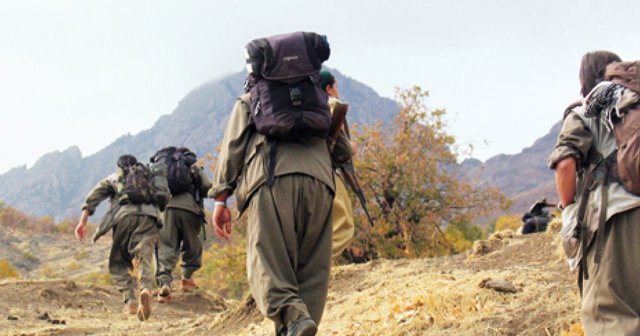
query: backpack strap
578 151 616 280
266 139 277 187
577 156 597 280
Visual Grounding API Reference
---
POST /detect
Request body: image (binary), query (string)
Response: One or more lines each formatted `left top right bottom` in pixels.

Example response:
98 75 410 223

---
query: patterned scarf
584 81 625 130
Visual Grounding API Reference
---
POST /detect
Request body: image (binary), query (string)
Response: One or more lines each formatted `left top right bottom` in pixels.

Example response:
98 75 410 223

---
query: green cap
319 70 335 92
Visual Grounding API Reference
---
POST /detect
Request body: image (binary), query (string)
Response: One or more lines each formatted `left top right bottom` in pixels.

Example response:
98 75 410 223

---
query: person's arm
555 157 577 209
197 166 213 196
212 190 232 240
75 209 90 241
548 111 592 209
75 177 115 241
209 95 254 239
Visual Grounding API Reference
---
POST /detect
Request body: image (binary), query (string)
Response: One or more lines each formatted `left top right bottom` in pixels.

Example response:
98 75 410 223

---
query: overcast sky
1 0 640 174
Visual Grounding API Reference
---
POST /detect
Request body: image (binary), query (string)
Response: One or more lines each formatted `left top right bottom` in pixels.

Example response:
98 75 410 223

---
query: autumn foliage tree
344 86 508 261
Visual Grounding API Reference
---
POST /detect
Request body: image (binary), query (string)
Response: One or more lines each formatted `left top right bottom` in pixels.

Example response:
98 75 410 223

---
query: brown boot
157 284 172 303
137 289 152 321
122 300 138 315
180 278 197 292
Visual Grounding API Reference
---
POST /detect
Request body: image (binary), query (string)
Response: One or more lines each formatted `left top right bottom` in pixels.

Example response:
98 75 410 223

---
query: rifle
340 160 375 227
326 98 375 227
327 99 349 153
192 166 207 241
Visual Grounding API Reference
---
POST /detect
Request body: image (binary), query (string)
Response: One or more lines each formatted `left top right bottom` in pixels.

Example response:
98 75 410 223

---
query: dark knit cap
319 70 335 92
117 154 138 168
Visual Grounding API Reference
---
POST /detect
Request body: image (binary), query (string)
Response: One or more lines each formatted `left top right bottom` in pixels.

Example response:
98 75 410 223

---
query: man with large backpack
153 146 212 302
75 154 170 321
210 32 348 336
549 52 640 335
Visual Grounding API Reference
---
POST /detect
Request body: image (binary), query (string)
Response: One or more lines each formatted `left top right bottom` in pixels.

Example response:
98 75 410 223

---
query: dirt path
0 225 582 336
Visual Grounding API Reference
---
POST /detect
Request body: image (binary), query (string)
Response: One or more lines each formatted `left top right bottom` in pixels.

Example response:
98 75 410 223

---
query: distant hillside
461 121 562 213
0 70 399 219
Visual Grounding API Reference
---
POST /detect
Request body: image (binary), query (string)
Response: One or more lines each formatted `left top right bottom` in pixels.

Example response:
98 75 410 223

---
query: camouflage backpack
117 161 171 211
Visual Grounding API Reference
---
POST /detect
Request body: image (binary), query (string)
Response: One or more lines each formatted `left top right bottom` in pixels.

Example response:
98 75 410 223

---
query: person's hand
76 209 89 242
75 222 87 241
212 205 232 240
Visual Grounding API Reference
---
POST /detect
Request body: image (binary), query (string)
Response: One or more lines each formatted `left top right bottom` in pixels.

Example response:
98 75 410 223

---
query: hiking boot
122 299 138 315
137 289 152 321
157 284 172 303
286 318 317 336
180 278 198 292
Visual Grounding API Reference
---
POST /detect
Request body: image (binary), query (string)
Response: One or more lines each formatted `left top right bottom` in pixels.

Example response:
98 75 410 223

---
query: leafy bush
345 87 508 261
0 259 19 279
196 216 249 300
495 214 522 232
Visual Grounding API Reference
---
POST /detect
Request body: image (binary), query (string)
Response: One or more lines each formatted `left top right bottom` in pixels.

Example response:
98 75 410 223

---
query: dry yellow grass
0 221 582 335
228 226 581 336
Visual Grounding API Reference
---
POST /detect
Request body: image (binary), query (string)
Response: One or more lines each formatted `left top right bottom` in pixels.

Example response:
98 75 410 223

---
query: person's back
211 32 345 336
75 154 164 321
549 51 640 335
156 147 212 301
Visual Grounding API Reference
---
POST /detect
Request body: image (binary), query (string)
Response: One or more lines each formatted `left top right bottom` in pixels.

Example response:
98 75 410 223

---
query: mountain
0 70 399 219
461 121 562 213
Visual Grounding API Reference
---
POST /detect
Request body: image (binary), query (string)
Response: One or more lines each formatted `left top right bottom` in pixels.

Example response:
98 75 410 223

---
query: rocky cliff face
461 121 562 212
0 70 399 218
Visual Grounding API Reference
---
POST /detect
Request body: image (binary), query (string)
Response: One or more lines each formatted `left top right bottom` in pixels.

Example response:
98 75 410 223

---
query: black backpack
151 146 198 195
245 31 331 140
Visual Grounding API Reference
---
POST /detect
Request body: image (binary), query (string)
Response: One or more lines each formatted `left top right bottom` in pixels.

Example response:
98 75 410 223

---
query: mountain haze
0 70 399 219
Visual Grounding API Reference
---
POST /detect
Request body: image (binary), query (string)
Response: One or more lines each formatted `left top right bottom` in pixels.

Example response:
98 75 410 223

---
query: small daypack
151 146 198 195
245 31 331 140
117 161 171 210
605 61 640 195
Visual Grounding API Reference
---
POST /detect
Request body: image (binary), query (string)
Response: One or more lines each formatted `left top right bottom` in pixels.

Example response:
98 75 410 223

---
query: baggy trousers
331 176 355 259
246 174 333 328
581 207 640 335
157 208 203 285
108 215 159 303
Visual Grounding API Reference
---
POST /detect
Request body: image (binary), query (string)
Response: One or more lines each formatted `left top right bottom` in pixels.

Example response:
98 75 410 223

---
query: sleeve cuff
547 145 578 170
208 184 234 199
81 204 96 216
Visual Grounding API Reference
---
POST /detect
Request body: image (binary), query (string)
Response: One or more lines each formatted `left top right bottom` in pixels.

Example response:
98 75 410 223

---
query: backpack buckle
289 87 302 106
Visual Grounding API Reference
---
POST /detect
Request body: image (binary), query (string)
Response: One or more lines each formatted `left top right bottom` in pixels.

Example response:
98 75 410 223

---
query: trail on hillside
0 223 582 336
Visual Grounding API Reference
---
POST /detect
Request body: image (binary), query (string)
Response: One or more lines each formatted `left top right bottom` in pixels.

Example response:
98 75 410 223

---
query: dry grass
232 226 581 336
0 218 583 335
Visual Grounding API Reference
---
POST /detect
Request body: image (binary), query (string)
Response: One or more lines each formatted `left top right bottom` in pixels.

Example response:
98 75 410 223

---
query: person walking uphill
210 32 348 336
549 51 640 335
155 147 212 302
75 154 170 321
319 70 356 259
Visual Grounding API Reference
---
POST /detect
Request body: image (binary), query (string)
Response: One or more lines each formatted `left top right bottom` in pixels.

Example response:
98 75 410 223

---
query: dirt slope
0 223 582 336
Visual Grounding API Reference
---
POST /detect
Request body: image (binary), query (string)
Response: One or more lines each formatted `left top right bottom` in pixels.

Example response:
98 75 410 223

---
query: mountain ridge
0 69 399 219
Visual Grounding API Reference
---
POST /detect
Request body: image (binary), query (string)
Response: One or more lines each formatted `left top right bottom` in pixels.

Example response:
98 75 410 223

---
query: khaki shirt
82 173 161 222
548 99 640 229
210 94 341 213
166 167 212 215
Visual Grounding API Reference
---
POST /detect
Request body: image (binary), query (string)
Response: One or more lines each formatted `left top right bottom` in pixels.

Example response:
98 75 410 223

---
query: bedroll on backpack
605 61 640 195
117 162 171 211
151 146 197 195
245 31 331 140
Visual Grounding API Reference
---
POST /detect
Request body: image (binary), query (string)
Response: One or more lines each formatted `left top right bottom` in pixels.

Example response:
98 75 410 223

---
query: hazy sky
1 0 640 174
